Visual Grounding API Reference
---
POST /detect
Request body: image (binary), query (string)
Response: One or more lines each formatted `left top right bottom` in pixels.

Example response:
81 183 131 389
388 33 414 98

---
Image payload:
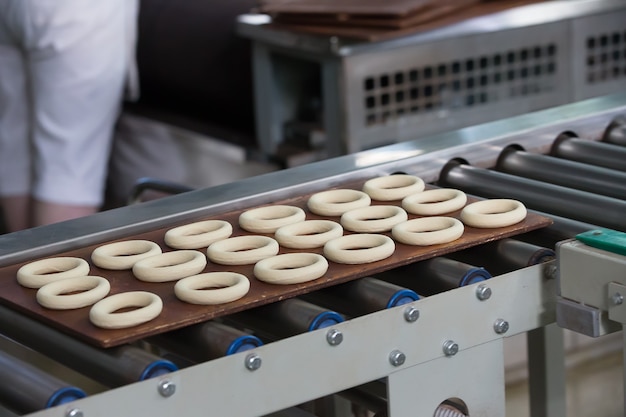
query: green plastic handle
576 229 626 256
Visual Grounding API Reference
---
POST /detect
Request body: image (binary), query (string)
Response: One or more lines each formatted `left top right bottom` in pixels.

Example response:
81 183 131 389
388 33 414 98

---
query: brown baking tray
0 181 552 348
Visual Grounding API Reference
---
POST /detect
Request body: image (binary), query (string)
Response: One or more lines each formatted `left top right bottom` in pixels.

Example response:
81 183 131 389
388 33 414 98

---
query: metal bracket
608 282 626 324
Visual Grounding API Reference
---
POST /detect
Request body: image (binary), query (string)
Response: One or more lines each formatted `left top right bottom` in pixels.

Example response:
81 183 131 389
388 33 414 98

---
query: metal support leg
320 58 345 157
387 339 505 417
527 324 566 417
252 43 283 157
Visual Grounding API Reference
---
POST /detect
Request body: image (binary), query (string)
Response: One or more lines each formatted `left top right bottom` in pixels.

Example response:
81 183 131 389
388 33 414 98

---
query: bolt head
612 292 624 305
326 328 343 346
476 285 492 301
158 380 176 397
245 353 262 371
442 340 459 356
403 306 419 322
494 319 510 334
389 350 406 367
66 409 83 417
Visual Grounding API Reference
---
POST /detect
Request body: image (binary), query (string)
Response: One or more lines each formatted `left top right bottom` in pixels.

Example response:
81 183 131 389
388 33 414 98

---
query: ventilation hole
520 67 529 78
452 61 461 73
409 69 419 82
520 49 529 61
366 114 376 125
547 44 557 56
507 69 516 81
424 66 433 79
438 64 447 76
507 51 516 64
533 46 542 58
466 77 475 89
613 32 621 45
424 85 433 97
494 54 502 66
365 78 375 91
600 35 608 47
587 37 595 49
452 80 461 91
395 91 405 103
381 93 390 105
466 95 475 106
479 56 488 69
380 75 389 88
366 96 376 108
410 105 419 113
493 73 502 83
394 72 404 85
465 59 474 71
410 87 419 99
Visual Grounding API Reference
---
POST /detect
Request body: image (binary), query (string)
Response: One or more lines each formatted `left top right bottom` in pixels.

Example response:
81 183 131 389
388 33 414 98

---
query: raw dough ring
392 217 464 246
165 220 233 249
175 272 250 305
402 188 467 215
275 220 343 249
36 276 110 310
460 199 527 228
362 174 425 201
17 257 90 289
207 235 279 265
254 253 329 285
132 250 207 282
89 291 163 329
324 234 395 264
340 205 408 233
91 240 162 270
239 205 306 233
307 189 371 216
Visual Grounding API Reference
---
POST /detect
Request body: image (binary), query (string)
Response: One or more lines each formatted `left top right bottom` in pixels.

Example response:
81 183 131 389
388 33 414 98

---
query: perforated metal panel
343 23 569 152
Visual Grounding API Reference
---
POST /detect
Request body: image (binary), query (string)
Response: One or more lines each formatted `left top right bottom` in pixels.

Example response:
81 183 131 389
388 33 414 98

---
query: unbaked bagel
254 253 329 285
17 257 90 289
91 240 162 270
362 174 425 201
275 220 343 249
89 291 163 329
392 217 464 246
402 188 467 215
340 205 408 233
239 205 306 233
323 234 395 264
165 220 233 249
36 276 110 310
460 199 527 228
207 235 279 265
132 250 207 282
175 272 250 305
307 189 371 216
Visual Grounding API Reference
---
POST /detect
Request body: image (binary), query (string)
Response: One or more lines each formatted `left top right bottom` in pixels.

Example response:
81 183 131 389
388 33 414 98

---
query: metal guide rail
0 93 625 416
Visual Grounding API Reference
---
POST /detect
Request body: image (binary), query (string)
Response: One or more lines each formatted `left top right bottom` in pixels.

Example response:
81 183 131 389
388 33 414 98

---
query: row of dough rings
239 205 306 233
165 220 233 250
392 217 465 246
207 235 279 265
254 253 329 285
89 291 163 329
340 205 408 233
91 240 162 270
175 272 250 305
275 220 343 249
132 250 207 282
362 174 425 201
36 276 110 310
324 234 395 264
307 189 371 216
461 199 527 228
402 188 467 215
17 257 90 289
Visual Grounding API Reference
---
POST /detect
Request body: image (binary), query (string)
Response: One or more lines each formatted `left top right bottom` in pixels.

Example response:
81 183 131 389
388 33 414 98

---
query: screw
544 264 558 280
442 340 459 356
612 292 624 305
389 350 406 367
403 306 419 322
157 380 176 397
476 285 492 301
66 409 83 417
326 328 343 346
245 353 262 371
494 319 510 334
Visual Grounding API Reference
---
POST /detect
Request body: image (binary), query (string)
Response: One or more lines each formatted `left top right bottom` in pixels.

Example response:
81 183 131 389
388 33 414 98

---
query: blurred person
0 0 139 232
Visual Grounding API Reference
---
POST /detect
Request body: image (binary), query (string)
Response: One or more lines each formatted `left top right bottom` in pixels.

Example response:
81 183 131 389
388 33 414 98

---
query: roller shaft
439 161 626 231
496 147 626 200
550 135 626 172
0 305 176 387
603 116 626 146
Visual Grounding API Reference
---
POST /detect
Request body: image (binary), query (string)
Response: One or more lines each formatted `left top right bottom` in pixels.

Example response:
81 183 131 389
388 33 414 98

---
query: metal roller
0 305 177 388
496 146 626 200
303 277 419 318
550 133 626 172
438 160 626 231
447 239 555 276
0 349 86 414
517 213 596 249
149 321 262 366
225 298 344 340
602 116 626 146
381 257 492 296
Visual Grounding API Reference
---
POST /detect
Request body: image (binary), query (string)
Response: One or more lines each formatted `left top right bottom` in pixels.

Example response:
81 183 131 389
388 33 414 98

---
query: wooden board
0 181 552 348
259 0 437 17
265 0 549 42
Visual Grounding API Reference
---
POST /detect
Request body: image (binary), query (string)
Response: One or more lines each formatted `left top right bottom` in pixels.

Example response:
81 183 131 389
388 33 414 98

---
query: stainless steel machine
0 91 624 416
